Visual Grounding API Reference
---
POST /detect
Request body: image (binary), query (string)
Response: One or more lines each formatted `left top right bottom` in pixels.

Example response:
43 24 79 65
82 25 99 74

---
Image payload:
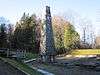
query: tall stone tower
40 6 55 62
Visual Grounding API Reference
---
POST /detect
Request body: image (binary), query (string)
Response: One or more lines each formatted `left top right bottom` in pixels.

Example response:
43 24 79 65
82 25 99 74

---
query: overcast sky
0 0 100 35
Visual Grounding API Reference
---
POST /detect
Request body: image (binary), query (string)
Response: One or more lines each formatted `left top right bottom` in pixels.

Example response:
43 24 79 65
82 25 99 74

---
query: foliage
64 24 80 50
0 14 80 55
52 16 80 54
52 16 65 54
25 52 38 60
12 13 41 53
0 24 7 48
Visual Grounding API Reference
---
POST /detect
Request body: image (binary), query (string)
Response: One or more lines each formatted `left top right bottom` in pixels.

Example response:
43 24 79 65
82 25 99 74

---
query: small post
7 49 9 57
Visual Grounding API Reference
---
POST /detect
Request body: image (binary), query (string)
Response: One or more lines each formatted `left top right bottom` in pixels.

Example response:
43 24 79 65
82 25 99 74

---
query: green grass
0 57 42 75
25 52 38 60
70 49 100 55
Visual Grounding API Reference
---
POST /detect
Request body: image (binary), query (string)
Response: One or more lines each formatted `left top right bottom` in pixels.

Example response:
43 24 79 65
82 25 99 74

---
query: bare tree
62 10 95 49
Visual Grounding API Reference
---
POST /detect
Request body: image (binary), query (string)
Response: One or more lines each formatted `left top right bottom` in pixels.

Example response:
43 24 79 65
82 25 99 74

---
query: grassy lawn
0 57 43 75
70 49 100 55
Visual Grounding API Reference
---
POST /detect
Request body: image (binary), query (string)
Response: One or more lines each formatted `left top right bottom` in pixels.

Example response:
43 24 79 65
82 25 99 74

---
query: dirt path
29 57 100 75
0 59 26 75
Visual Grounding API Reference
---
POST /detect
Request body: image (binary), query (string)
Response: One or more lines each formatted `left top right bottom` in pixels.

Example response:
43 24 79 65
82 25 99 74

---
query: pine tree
0 24 7 48
13 13 41 53
64 24 80 50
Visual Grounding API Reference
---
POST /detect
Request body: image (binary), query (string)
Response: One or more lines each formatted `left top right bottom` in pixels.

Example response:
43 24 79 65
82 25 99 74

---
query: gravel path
0 59 26 75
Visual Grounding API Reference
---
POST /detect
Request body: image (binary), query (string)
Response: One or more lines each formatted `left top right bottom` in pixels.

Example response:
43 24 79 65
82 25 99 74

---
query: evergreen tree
64 24 80 51
13 13 41 53
0 24 7 48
